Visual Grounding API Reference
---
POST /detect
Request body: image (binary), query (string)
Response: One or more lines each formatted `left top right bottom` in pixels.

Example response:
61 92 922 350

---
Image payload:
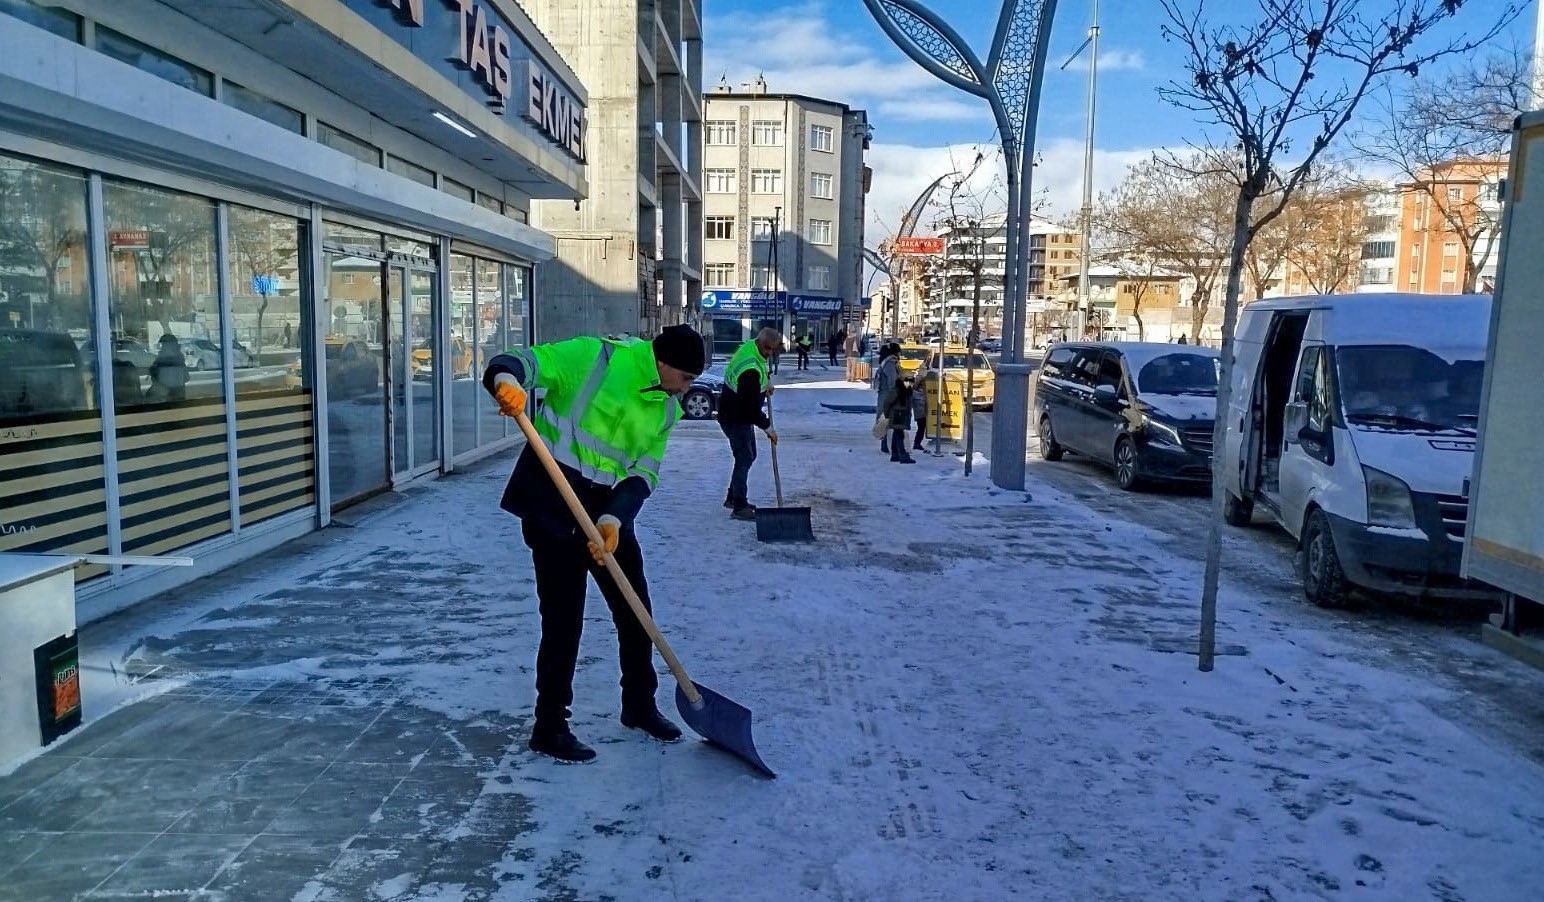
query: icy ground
19 369 1544 901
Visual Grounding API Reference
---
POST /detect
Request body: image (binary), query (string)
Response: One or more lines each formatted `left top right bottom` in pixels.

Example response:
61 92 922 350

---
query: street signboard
789 295 843 314
108 229 150 252
894 236 944 256
700 289 783 314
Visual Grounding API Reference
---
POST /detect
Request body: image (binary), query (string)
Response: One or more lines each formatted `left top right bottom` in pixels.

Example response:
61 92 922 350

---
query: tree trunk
1190 297 1206 344
965 273 981 476
1134 309 1145 342
1199 188 1256 672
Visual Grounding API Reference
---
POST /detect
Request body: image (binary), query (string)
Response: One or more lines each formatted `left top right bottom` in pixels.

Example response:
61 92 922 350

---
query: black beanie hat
652 324 706 375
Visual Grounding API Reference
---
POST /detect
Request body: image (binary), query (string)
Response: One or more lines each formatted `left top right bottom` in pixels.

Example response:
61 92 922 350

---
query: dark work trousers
890 428 910 461
720 421 757 507
828 348 839 366
797 349 810 369
914 409 927 450
521 520 658 734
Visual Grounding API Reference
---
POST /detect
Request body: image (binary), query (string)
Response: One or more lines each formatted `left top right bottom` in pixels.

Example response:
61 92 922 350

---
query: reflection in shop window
0 153 108 577
95 26 213 96
0 0 81 40
103 179 232 555
227 205 314 526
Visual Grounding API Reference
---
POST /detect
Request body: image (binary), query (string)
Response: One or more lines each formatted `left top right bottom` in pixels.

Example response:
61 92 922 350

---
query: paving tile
203 834 347 902
170 760 329 836
0 758 163 833
75 759 239 834
418 715 527 767
83 699 246 762
360 764 485 840
0 830 53 878
0 753 83 811
263 762 412 838
89 832 255 897
194 705 381 765
0 830 154 899
335 704 441 765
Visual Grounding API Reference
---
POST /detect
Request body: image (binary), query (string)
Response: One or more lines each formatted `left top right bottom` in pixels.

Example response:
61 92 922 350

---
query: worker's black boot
731 505 757 521
723 492 735 509
528 727 597 763
621 705 683 742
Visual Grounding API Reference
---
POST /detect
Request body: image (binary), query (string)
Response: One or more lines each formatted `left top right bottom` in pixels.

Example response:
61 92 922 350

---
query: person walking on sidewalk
718 328 782 521
795 332 813 370
827 330 844 367
880 374 918 464
872 342 900 455
911 370 930 453
483 324 707 764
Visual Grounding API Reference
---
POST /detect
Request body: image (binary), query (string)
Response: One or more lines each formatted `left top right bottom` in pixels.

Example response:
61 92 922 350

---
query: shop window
102 179 230 555
318 121 382 168
450 253 477 458
441 177 474 203
386 156 435 188
0 0 80 40
0 153 108 578
223 81 303 135
476 260 509 449
96 27 212 97
226 205 312 526
477 193 504 215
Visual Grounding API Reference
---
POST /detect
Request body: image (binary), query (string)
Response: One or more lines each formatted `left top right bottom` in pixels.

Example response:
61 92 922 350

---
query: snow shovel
511 409 776 779
755 394 815 543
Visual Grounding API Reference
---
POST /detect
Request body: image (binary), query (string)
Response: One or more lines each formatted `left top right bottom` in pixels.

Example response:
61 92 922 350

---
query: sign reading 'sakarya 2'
894 237 945 256
377 0 586 164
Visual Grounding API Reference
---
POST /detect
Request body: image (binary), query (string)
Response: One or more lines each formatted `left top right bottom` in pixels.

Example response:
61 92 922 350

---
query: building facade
700 83 870 357
0 0 588 618
1396 159 1504 295
920 215 1079 344
523 0 703 341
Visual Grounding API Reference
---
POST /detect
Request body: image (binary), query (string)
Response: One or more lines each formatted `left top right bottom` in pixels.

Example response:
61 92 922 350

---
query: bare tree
1355 45 1535 292
1159 0 1520 671
1284 171 1371 293
0 165 88 328
1095 152 1235 341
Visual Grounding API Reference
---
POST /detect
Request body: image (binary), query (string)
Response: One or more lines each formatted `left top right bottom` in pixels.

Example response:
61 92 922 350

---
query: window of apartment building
96 26 213 96
1443 240 1459 255
706 121 737 145
0 0 81 39
706 216 735 240
1447 186 1463 204
705 263 735 287
1365 214 1395 233
1480 181 1500 203
808 219 832 244
750 265 775 289
751 121 784 145
440 176 474 202
386 155 436 188
807 266 831 290
751 217 776 240
1361 240 1395 259
478 193 504 215
318 121 383 167
223 81 303 134
752 169 782 193
810 124 834 153
706 168 736 193
810 172 834 199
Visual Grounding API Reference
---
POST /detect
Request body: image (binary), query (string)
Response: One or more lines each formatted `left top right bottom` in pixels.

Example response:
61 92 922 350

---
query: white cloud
1057 47 1147 73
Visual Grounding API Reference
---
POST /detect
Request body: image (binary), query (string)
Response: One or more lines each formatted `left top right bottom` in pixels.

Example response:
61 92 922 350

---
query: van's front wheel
1301 510 1350 608
1223 492 1254 527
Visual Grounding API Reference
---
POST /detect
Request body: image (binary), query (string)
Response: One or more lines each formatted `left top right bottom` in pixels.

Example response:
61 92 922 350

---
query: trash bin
1 554 81 764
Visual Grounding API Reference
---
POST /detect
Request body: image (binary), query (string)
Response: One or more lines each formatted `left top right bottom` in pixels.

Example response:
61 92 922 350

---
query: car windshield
900 347 929 361
1337 345 1483 434
1133 353 1219 395
931 353 989 369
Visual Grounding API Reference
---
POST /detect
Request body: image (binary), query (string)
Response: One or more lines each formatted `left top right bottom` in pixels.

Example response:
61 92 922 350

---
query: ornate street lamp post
862 0 1058 491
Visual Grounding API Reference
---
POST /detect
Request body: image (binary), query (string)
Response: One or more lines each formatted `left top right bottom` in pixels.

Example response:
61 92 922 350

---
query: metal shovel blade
755 506 815 543
676 681 776 778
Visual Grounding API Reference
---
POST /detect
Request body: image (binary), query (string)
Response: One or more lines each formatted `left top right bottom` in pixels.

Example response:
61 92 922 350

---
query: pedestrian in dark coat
880 375 917 463
871 342 900 454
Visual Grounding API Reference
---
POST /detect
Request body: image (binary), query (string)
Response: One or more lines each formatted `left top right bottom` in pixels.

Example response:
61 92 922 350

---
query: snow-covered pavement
3 369 1543 901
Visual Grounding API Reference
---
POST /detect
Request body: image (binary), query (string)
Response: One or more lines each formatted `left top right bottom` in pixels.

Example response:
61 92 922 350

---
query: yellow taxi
917 345 996 409
411 336 480 381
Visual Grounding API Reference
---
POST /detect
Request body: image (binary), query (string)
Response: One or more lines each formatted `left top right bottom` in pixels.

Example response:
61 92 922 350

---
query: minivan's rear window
1134 353 1219 395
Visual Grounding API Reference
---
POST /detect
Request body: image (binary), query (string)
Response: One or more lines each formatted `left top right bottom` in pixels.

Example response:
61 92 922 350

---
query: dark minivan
1034 342 1220 490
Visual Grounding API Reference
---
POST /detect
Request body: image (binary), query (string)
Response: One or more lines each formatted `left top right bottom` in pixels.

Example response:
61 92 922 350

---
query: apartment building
921 215 1080 342
1056 266 1186 342
700 80 870 356
1397 158 1505 294
524 0 703 340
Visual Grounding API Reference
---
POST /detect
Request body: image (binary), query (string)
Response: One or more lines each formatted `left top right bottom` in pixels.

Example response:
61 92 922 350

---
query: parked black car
1033 342 1220 490
680 366 725 420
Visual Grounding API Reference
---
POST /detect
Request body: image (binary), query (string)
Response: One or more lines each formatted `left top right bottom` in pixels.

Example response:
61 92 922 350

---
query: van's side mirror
1284 400 1308 437
1093 384 1119 403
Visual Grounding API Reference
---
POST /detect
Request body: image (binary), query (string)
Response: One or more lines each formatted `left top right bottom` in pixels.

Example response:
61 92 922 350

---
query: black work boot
528 727 597 763
731 505 757 521
621 705 683 742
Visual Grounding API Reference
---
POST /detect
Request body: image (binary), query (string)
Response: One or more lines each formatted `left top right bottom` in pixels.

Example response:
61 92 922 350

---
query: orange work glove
764 383 776 397
765 429 779 446
588 515 621 566
491 376 527 418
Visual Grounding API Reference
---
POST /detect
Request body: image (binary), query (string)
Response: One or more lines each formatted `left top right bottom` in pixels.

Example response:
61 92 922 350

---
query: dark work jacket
483 354 651 540
717 369 771 428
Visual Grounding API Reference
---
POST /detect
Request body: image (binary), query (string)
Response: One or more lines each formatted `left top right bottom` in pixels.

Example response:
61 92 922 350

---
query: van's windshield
1336 345 1483 435
1133 353 1219 395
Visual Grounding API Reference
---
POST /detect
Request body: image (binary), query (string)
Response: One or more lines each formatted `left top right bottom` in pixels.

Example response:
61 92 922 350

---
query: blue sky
703 0 1535 235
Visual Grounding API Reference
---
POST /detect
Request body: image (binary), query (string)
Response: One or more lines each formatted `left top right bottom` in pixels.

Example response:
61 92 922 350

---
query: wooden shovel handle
767 391 784 508
511 410 701 706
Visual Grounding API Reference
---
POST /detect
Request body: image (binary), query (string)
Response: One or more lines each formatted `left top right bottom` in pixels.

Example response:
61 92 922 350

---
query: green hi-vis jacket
486 337 682 534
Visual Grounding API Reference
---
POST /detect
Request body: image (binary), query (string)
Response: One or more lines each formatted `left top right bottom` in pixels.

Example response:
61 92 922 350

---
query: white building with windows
1357 186 1400 293
700 80 870 356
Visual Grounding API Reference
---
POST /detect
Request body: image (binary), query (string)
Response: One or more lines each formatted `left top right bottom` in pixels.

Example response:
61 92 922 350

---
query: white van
1222 294 1496 606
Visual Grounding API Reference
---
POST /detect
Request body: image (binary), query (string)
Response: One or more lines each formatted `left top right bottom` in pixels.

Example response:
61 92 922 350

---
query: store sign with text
700 291 850 315
348 0 586 162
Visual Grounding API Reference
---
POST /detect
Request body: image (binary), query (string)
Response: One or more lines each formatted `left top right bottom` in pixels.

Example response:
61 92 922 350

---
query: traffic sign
894 237 944 256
